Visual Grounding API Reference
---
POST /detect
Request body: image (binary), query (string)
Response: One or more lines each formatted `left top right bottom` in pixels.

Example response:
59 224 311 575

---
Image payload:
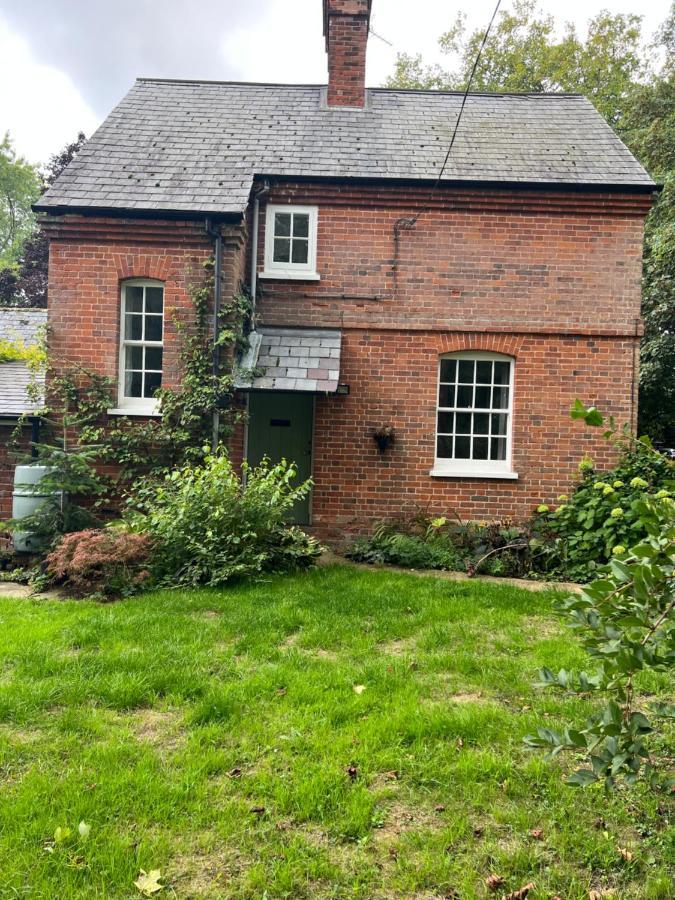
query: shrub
526 403 675 790
127 449 322 586
534 432 674 581
45 528 153 598
347 527 465 570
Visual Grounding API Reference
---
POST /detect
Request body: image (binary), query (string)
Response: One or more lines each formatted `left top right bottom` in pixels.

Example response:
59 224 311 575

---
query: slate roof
235 327 342 393
0 309 47 416
36 81 654 217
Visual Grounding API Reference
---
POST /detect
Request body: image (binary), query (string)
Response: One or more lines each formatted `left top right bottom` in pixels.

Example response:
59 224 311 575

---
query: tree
386 1 674 442
0 134 41 272
0 132 86 309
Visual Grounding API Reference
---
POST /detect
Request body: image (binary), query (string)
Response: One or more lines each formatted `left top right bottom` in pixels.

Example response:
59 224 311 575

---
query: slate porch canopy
235 327 342 393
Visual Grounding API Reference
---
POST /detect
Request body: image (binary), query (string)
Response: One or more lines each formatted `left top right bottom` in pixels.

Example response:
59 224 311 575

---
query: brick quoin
44 178 647 537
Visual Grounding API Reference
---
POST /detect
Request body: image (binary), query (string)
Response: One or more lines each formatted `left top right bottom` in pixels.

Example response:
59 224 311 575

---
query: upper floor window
432 352 517 479
261 204 319 280
117 280 164 414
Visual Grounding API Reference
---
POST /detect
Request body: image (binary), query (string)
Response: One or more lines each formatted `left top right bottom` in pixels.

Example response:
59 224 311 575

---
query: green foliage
347 510 534 577
0 133 41 270
526 403 675 789
126 449 322 587
535 401 674 581
45 527 153 599
386 1 646 125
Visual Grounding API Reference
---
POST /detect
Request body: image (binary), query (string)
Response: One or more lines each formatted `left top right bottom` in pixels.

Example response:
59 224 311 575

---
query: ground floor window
118 280 164 413
433 351 515 477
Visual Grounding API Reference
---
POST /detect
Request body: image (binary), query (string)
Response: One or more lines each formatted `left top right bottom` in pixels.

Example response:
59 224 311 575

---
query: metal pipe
205 218 223 450
250 181 270 310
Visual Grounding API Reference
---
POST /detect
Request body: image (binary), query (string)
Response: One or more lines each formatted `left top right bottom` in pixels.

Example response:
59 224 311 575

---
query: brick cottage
32 0 655 537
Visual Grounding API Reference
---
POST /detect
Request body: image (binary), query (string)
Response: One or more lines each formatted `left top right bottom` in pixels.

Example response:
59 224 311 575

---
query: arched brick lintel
436 332 523 358
114 253 171 282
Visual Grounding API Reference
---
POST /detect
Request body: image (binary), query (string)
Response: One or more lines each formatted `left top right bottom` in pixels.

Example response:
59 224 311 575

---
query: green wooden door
246 392 314 524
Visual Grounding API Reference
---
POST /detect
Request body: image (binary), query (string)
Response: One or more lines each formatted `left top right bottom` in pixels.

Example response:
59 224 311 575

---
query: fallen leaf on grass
250 806 266 815
434 804 446 812
353 684 366 694
486 874 505 891
502 883 535 899
618 846 633 861
385 770 399 780
134 869 163 896
227 767 242 778
529 828 543 840
78 821 91 840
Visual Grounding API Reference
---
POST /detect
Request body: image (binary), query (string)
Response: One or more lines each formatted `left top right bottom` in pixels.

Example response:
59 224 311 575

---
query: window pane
458 360 475 383
439 359 456 383
274 213 291 237
146 287 163 314
144 371 162 398
125 346 143 369
145 347 163 370
456 412 471 434
475 385 491 408
491 437 507 460
273 237 290 262
125 371 142 397
476 361 492 384
473 437 489 460
125 286 143 312
437 411 453 434
493 361 510 385
145 315 163 342
474 413 489 435
292 214 309 238
493 386 509 410
491 413 508 436
125 314 142 340
438 384 455 407
291 239 308 264
437 435 453 458
457 385 473 408
455 435 471 459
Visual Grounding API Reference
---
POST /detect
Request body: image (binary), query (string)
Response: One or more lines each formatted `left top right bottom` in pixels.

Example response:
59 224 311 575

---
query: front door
246 392 314 524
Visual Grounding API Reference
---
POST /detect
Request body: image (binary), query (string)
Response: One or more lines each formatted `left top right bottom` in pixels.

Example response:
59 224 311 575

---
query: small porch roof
235 327 342 393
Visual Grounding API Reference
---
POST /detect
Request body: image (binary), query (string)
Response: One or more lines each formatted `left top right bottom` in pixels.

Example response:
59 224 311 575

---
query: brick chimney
323 0 372 108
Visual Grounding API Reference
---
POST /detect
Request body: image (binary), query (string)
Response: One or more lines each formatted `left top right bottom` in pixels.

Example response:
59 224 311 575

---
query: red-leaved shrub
45 528 153 599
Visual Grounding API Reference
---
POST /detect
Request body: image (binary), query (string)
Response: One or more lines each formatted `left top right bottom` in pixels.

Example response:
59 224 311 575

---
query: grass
0 564 672 899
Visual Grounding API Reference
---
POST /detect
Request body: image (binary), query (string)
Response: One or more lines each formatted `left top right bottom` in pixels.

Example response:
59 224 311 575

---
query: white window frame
430 351 518 479
112 279 164 416
260 204 320 281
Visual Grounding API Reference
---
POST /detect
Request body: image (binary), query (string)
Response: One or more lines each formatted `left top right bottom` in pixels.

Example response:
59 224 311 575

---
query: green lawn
0 565 672 899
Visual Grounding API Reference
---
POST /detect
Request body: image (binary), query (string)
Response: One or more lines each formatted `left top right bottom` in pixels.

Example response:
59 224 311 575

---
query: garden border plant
525 402 674 791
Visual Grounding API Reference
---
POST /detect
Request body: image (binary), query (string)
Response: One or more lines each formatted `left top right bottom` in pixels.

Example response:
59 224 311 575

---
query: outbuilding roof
0 308 46 417
36 80 654 217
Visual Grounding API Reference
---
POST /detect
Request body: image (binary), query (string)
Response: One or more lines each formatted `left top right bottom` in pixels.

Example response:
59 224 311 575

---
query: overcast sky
0 0 671 164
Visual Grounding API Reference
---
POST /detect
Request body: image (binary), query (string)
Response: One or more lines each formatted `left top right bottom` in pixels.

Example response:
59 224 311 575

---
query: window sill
107 407 161 418
259 270 321 282
429 467 519 480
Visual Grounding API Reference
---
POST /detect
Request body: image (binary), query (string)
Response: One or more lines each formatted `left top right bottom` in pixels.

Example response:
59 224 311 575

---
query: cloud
0 0 271 115
0 15 99 163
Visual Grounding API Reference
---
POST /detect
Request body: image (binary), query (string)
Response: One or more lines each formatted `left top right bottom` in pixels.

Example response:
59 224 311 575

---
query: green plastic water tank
12 465 54 553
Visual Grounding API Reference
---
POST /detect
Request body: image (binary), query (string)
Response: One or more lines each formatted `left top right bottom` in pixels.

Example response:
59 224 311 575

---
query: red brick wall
0 424 31 522
40 182 649 535
308 330 637 537
246 181 648 534
43 217 246 392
